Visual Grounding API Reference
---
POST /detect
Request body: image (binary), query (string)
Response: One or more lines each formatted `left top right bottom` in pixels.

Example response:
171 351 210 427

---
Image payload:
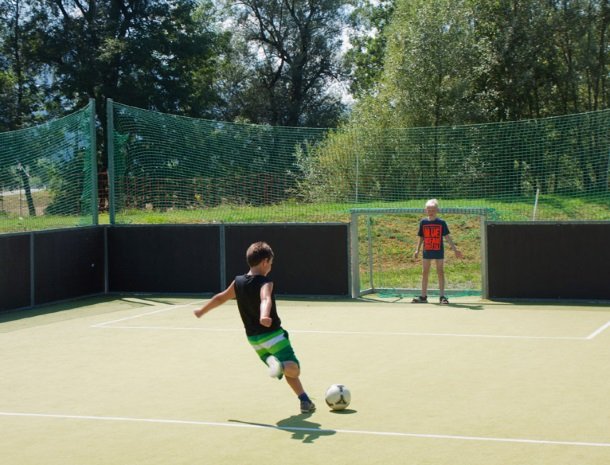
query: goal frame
349 207 495 299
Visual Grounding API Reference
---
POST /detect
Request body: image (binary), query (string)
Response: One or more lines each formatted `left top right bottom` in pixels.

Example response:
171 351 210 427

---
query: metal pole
350 211 360 298
367 216 374 292
219 224 226 290
30 232 35 307
89 99 98 225
106 99 116 225
354 150 359 203
480 216 488 299
103 226 109 294
532 188 540 221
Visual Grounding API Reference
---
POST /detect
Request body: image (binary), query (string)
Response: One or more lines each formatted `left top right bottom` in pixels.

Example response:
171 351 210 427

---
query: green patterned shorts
248 328 300 367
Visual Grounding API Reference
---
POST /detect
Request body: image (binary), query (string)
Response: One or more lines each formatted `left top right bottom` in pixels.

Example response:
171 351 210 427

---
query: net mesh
351 209 486 297
109 102 610 224
0 102 97 233
110 102 327 224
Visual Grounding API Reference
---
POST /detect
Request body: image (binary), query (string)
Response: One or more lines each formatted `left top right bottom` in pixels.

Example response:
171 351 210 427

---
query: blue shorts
423 250 444 260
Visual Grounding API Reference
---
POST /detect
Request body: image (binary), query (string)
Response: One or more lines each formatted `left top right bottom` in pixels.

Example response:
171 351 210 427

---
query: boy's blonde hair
425 198 439 208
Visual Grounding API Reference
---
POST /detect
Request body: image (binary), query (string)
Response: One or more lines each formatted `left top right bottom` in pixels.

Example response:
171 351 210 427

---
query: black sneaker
300 400 316 414
439 296 449 305
412 295 428 303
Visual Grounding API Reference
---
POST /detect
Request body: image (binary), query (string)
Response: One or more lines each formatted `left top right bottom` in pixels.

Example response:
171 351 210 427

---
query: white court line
586 320 610 340
0 411 609 448
91 304 610 341
91 301 204 328
93 325 591 341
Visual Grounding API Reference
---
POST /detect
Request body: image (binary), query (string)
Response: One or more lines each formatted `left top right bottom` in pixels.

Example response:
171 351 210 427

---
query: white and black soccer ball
325 384 351 411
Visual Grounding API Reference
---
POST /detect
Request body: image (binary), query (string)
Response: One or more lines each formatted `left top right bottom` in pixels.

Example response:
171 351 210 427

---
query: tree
0 0 47 131
15 0 228 176
0 0 229 215
549 0 610 113
343 0 395 99
358 0 488 127
0 0 51 215
474 0 563 120
299 0 610 204
33 0 223 109
225 0 349 126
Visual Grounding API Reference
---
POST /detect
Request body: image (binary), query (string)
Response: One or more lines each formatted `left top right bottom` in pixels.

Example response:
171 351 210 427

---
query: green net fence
0 101 98 233
109 101 610 224
109 101 328 224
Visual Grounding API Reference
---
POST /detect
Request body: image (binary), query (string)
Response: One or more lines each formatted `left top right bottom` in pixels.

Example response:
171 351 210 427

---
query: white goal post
349 207 495 299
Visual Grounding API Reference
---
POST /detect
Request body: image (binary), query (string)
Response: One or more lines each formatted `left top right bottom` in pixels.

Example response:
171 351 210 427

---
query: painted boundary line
90 301 205 328
93 322 610 342
0 412 609 448
90 301 610 341
586 320 610 340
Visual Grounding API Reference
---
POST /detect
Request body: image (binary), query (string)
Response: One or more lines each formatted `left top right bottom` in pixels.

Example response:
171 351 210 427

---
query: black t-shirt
234 274 282 336
417 218 450 259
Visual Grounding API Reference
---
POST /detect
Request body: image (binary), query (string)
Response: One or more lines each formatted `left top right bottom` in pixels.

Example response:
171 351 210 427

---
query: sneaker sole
300 404 316 414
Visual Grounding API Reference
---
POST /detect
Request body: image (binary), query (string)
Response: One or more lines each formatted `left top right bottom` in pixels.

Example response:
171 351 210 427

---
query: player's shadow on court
447 303 484 311
229 414 336 443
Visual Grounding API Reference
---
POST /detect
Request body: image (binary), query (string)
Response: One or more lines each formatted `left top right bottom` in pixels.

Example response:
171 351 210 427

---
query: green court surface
1 296 610 465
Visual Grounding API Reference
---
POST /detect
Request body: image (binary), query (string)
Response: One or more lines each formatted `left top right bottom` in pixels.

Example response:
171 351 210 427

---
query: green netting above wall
108 100 328 224
0 101 98 233
108 101 610 224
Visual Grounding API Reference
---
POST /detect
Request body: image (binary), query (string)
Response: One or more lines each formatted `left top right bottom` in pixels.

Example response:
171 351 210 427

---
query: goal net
349 207 495 299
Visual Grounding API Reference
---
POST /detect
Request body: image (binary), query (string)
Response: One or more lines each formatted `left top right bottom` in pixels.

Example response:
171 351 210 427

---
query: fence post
350 211 360 298
89 99 98 225
480 216 488 299
532 188 540 221
106 99 116 225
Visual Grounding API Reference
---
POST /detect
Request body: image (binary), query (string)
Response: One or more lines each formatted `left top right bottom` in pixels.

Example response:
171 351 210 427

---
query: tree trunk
18 164 36 216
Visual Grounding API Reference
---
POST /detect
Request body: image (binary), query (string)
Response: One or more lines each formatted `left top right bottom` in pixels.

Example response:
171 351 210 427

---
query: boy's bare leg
436 259 445 296
284 361 316 413
421 259 432 297
283 361 305 396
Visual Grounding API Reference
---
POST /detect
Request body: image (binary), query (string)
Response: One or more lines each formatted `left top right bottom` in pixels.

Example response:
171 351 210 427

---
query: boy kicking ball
412 199 463 304
194 241 316 414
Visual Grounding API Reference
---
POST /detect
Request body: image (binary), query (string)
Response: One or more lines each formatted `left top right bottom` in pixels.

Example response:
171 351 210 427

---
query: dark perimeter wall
2 222 609 313
0 234 31 312
34 227 105 304
1 223 349 313
0 227 105 312
108 224 349 296
225 224 349 295
108 225 221 293
486 222 610 299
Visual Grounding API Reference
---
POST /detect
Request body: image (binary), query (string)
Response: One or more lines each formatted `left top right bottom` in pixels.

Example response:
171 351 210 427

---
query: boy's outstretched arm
445 234 463 259
259 282 274 327
194 281 236 318
413 236 423 259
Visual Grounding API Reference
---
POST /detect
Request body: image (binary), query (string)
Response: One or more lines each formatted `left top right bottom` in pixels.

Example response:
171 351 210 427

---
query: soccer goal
349 207 496 299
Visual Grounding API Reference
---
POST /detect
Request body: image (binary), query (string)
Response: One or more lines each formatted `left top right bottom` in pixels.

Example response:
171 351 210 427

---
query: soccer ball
325 384 351 411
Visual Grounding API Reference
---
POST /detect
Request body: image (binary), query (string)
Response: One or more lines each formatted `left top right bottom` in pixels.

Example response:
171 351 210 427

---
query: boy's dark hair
246 241 274 267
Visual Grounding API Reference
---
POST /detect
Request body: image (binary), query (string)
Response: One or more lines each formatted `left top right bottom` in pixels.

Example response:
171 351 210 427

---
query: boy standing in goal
194 241 316 414
412 199 463 304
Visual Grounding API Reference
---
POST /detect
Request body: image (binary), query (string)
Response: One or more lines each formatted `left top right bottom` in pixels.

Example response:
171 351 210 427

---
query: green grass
359 214 483 293
104 195 610 225
0 214 95 233
0 189 94 233
2 194 608 232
